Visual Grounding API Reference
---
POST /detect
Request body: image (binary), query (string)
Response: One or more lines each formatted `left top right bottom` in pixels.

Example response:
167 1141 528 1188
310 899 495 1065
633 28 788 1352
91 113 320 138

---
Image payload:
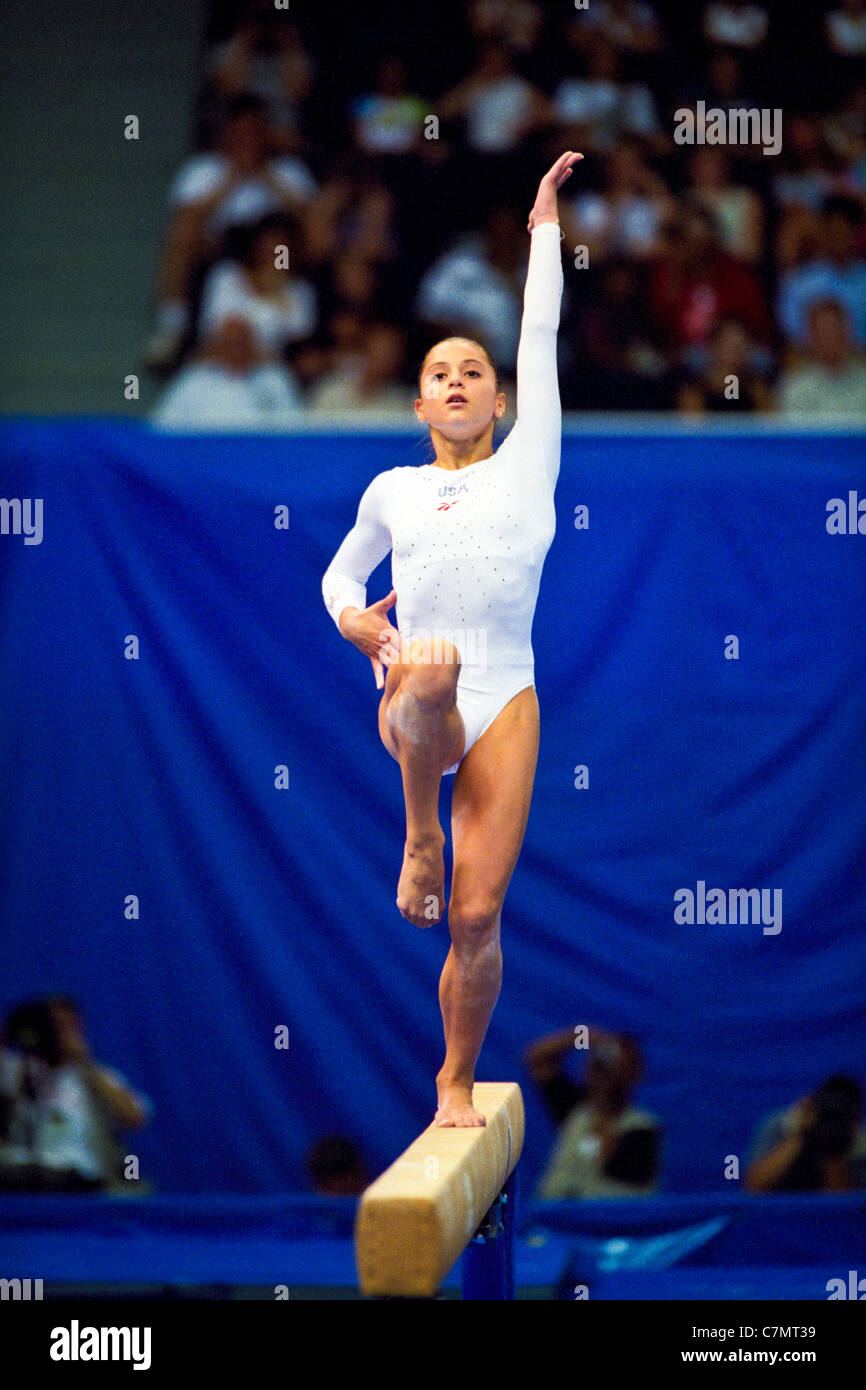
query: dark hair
807 296 849 325
226 92 268 122
814 1075 862 1111
417 338 500 394
233 213 296 268
806 1075 862 1159
2 999 70 1066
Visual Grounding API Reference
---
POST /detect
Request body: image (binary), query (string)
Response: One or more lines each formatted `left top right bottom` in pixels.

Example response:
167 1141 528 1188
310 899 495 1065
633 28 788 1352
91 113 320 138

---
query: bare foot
396 829 445 927
434 1082 486 1127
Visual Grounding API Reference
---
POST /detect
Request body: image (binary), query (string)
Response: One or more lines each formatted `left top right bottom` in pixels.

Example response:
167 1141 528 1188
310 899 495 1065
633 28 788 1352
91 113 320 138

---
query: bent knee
448 899 501 941
400 639 461 702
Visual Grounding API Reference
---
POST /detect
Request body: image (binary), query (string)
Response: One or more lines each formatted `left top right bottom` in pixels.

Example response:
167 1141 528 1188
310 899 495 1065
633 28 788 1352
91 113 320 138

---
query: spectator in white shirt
0 997 151 1193
414 205 527 371
778 298 866 416
467 0 544 55
197 213 317 358
553 35 663 155
570 0 664 56
685 148 764 265
152 314 305 429
776 194 866 348
438 40 552 154
560 138 674 264
307 322 413 415
350 55 429 156
206 8 314 153
146 94 317 370
702 2 770 51
826 0 866 56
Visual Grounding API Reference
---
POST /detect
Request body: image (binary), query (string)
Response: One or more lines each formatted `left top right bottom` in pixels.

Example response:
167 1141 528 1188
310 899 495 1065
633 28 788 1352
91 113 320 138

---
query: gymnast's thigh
377 645 465 768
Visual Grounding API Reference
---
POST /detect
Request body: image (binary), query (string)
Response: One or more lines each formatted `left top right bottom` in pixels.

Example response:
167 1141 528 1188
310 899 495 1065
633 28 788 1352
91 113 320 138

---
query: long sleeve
322 471 392 632
512 221 564 487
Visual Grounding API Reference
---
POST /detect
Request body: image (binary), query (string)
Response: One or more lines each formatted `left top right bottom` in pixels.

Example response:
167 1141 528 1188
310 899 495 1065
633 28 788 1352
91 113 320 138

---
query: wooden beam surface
354 1082 524 1297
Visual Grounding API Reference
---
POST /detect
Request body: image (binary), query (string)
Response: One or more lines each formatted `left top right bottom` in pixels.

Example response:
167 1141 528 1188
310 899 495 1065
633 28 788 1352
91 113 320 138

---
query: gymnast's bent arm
321 472 400 688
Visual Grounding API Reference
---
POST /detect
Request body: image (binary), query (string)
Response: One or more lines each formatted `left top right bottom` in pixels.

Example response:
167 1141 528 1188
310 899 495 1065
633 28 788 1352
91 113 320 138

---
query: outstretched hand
527 150 583 232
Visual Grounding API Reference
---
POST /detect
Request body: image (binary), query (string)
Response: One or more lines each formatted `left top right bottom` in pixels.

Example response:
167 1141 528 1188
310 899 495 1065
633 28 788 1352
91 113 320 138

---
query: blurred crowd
145 0 866 425
3 997 863 1198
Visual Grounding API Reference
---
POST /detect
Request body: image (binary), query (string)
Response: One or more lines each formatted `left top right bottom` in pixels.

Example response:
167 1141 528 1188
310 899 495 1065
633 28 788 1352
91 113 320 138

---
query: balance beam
354 1082 524 1298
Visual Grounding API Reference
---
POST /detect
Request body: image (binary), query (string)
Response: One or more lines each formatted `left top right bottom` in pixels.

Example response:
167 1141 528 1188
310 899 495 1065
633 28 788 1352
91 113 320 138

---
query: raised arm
512 151 582 488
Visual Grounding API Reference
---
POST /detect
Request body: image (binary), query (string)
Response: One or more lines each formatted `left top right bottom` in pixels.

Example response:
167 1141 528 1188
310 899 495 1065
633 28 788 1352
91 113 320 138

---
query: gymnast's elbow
517 321 562 362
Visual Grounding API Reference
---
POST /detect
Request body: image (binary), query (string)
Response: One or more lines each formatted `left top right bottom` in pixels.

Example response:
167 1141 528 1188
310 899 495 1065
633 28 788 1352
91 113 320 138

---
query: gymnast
322 151 581 1127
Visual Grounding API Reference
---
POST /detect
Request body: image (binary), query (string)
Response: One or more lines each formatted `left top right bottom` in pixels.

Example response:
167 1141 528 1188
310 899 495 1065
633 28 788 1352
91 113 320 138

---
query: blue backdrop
1 419 864 1194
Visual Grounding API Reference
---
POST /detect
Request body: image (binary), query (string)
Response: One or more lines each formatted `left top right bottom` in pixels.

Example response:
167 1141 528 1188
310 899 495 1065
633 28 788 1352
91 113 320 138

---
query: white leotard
322 220 564 773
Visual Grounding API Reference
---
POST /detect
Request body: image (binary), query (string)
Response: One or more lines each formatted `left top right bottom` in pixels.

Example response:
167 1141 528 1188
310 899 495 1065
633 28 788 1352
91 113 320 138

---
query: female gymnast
322 151 581 1126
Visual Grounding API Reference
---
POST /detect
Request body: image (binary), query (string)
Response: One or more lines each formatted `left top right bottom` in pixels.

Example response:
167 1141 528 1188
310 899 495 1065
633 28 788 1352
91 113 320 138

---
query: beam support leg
460 1167 518 1300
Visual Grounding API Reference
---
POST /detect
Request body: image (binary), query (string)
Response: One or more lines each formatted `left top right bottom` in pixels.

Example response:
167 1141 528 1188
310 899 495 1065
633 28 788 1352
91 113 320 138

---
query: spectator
290 306 369 393
745 1076 866 1191
648 201 772 367
685 148 764 264
553 34 663 156
526 1026 661 1198
205 7 314 154
197 213 317 359
467 0 544 56
823 81 866 174
145 94 318 370
438 40 552 155
324 251 387 323
306 1136 367 1195
678 316 773 412
560 138 674 264
570 259 668 409
703 45 755 112
307 321 412 415
772 116 843 269
774 115 843 216
414 204 527 372
702 1 770 51
778 297 866 415
676 48 761 152
337 179 400 266
297 249 403 393
350 56 428 157
777 193 866 347
569 0 664 57
825 0 866 57
151 314 304 429
302 171 400 269
0 997 151 1193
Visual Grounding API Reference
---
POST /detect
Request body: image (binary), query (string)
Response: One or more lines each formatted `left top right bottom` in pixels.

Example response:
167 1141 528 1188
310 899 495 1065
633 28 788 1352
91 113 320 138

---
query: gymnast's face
415 339 506 439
